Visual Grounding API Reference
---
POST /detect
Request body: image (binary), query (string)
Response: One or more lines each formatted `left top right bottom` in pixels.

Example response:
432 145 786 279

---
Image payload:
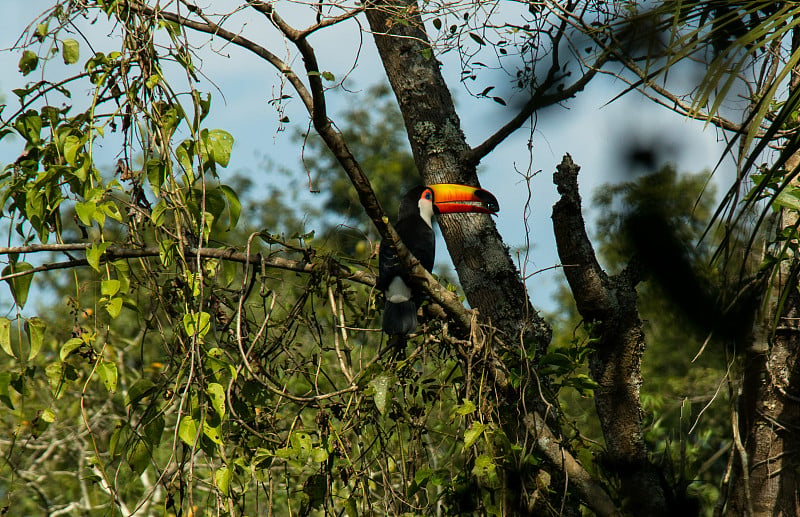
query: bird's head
400 184 500 228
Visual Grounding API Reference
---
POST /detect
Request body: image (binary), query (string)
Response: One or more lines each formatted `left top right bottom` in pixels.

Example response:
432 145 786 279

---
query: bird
377 183 499 335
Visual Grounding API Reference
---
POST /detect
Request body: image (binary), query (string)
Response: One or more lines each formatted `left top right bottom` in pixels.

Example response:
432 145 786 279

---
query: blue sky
1 1 733 314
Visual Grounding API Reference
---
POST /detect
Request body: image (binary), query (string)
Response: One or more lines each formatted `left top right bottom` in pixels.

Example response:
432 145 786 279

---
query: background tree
2 1 800 515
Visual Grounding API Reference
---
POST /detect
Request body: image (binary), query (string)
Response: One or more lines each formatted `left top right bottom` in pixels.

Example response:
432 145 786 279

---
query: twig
0 243 376 286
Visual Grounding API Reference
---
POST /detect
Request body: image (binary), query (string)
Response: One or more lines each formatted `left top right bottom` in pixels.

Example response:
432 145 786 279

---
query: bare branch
464 62 604 167
0 243 375 286
122 0 314 111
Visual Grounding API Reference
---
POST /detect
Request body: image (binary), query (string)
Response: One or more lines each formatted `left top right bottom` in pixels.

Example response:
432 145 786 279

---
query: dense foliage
3 1 800 515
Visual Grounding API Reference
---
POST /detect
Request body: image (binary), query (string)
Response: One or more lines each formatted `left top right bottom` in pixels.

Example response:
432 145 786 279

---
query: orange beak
429 184 499 215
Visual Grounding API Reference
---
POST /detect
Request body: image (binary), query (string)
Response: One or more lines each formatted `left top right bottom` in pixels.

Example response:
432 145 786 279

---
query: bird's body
377 184 499 336
377 186 436 335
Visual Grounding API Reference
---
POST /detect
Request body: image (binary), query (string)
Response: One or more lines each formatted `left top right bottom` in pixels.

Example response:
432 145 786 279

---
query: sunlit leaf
101 279 121 297
97 360 118 392
60 337 83 361
472 454 496 480
215 466 231 495
3 262 34 309
207 382 225 419
463 422 486 449
86 242 111 272
75 200 96 226
183 311 211 339
0 318 12 358
25 317 46 361
105 296 123 319
61 38 79 64
202 129 234 168
178 415 199 446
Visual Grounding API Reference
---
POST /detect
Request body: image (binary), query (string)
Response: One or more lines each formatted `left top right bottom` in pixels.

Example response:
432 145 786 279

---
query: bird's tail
382 300 418 336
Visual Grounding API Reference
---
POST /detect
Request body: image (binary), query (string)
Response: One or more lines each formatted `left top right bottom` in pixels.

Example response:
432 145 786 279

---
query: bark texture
552 155 668 516
364 0 550 353
363 3 627 514
729 223 800 516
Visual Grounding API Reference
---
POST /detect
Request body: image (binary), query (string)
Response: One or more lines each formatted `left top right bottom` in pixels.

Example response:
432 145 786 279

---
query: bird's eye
424 191 432 201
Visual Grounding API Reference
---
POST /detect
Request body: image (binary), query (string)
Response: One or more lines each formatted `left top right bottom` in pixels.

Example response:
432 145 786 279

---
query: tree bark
364 0 550 354
728 173 800 516
552 155 668 516
726 28 800 516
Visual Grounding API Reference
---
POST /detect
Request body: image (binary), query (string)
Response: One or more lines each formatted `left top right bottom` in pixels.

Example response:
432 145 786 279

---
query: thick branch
527 412 620 517
552 154 667 516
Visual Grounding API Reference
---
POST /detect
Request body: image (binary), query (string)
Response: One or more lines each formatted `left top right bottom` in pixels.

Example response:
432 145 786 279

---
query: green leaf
310 447 329 463
321 71 335 81
105 296 123 319
207 382 225 418
112 260 131 294
101 279 121 297
0 318 12 358
146 158 168 194
60 337 83 361
151 199 168 227
3 262 34 309
0 372 14 409
453 399 477 417
35 22 48 41
97 361 118 392
61 38 80 65
18 50 38 75
203 419 223 445
25 317 46 361
41 408 56 423
215 466 232 496
86 242 111 272
370 373 392 415
126 438 151 475
15 111 42 144
144 415 164 447
463 422 486 449
109 423 126 457
775 189 800 212
178 415 199 446
99 201 123 222
63 134 83 165
202 129 234 168
183 311 211 339
290 431 313 461
472 454 496 480
75 200 96 226
158 239 175 267
45 362 63 398
126 378 156 406
220 185 241 230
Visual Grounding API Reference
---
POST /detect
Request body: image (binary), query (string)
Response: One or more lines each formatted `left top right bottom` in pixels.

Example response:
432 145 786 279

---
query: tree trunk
553 155 668 516
364 0 550 353
727 29 800 516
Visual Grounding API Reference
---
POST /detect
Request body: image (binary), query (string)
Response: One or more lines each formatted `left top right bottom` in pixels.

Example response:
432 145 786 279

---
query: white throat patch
418 196 434 228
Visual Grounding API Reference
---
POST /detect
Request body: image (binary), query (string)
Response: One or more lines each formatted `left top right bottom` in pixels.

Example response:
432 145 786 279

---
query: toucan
377 184 500 335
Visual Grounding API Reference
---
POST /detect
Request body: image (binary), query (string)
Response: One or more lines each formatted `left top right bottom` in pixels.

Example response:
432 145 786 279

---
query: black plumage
377 186 435 335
